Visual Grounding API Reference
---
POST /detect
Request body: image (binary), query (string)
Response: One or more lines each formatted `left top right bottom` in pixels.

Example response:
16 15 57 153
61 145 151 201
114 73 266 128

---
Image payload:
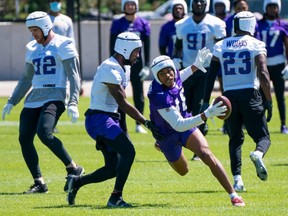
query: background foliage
0 0 166 20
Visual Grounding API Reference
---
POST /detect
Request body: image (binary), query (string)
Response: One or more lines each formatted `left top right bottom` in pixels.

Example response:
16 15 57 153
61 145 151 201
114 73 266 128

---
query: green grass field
0 96 287 216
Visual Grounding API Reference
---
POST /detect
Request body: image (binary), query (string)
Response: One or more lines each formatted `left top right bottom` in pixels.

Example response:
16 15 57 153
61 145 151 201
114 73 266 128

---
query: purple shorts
157 127 197 162
85 113 122 141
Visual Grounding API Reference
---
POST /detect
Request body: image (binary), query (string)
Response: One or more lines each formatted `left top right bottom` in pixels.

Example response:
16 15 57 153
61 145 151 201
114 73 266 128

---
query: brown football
213 95 232 120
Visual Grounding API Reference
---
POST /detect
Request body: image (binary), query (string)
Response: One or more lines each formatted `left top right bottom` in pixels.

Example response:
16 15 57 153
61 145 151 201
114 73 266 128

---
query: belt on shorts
84 109 121 120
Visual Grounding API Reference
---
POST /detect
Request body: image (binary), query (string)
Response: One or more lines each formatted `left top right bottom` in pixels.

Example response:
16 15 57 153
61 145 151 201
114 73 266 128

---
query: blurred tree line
0 0 166 21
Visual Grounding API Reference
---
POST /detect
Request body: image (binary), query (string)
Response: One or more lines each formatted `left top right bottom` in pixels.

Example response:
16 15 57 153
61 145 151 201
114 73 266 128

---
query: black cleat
23 180 48 194
107 196 132 208
66 175 79 205
64 165 84 192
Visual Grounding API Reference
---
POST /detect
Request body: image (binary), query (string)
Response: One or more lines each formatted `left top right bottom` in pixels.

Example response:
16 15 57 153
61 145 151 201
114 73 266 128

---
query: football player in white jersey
65 32 163 208
1 11 84 194
173 0 226 160
202 11 273 192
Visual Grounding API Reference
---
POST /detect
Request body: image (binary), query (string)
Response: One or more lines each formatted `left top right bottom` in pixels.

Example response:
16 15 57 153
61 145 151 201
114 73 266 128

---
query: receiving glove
281 65 288 80
2 103 14 120
67 105 79 123
139 66 150 81
263 101 273 122
172 58 183 70
204 101 227 119
144 120 164 141
193 47 212 73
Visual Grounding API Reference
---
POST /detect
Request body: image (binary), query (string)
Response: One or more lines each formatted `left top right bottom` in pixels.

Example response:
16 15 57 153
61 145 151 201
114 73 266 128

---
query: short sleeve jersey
213 35 266 92
148 70 192 136
175 14 226 67
257 18 288 66
89 57 129 113
25 34 78 89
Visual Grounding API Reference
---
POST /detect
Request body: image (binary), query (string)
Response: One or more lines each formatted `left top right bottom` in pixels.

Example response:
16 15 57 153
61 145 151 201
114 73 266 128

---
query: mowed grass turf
0 95 287 216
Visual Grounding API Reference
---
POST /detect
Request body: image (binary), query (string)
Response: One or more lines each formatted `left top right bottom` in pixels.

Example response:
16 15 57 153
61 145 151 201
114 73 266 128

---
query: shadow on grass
271 163 288 166
155 190 223 194
135 159 167 163
0 192 25 195
34 203 169 210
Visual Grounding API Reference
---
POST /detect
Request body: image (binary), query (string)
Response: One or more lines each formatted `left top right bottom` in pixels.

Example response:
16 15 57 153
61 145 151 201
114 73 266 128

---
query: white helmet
121 0 139 12
234 11 256 36
171 0 188 15
213 0 230 13
263 0 281 13
114 32 142 60
190 0 210 13
26 11 53 37
151 55 177 85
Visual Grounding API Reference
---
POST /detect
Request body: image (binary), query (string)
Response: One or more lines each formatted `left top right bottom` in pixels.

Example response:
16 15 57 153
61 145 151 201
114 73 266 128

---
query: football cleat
250 151 267 181
231 196 245 207
107 196 132 208
66 175 79 205
23 179 48 194
64 165 84 192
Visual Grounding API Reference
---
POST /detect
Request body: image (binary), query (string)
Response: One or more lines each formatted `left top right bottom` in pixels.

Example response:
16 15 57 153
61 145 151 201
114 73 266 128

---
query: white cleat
250 151 268 181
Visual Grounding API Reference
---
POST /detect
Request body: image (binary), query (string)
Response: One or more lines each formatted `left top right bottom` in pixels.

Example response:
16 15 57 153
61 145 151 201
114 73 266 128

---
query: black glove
263 101 272 122
199 102 209 114
144 120 164 141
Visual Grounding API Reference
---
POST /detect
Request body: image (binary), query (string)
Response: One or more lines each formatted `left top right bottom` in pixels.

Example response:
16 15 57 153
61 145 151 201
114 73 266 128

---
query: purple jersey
257 18 288 66
110 16 150 42
224 14 234 37
159 20 177 58
148 70 191 137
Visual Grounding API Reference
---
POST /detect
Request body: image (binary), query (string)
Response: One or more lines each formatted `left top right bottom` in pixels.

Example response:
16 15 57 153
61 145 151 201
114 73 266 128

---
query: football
213 95 232 120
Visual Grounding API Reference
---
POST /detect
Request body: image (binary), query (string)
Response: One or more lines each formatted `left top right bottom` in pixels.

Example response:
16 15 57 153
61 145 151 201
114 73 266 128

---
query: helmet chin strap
124 11 136 16
124 59 132 65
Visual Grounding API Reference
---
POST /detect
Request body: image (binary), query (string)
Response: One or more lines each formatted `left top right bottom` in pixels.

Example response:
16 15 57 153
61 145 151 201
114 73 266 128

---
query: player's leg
168 151 189 176
157 132 189 175
225 96 245 191
185 129 235 194
242 89 271 181
19 107 48 193
130 60 146 133
36 101 73 166
268 64 287 133
185 129 245 206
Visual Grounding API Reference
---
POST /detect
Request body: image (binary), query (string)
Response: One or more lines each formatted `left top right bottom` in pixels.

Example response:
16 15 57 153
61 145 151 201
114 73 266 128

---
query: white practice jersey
26 35 77 89
213 35 267 92
16 34 80 108
175 14 226 68
89 57 130 113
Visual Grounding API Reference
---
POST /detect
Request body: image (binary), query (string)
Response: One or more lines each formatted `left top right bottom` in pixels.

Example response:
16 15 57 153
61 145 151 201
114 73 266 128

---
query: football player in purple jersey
257 0 288 134
110 0 151 134
147 47 245 207
158 0 187 58
202 11 272 192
